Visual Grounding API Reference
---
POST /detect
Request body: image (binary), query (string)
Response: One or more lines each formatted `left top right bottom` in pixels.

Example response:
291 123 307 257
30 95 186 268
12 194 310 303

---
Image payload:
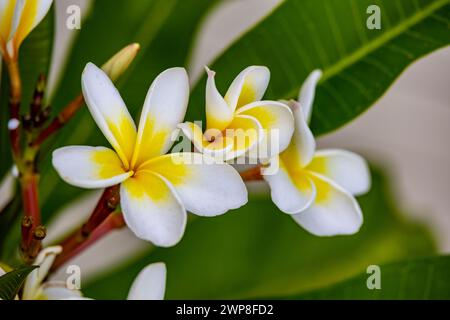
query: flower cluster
0 1 371 300
53 62 370 245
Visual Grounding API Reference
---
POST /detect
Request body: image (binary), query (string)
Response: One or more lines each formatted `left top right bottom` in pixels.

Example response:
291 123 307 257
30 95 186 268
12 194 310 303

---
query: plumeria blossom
263 70 371 236
0 0 53 60
21 246 84 300
52 63 247 247
179 66 294 161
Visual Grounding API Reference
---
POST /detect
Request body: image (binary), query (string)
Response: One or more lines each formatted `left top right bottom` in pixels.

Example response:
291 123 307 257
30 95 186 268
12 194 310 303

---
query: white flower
179 66 294 161
22 246 84 300
263 70 371 236
52 63 248 247
0 0 53 59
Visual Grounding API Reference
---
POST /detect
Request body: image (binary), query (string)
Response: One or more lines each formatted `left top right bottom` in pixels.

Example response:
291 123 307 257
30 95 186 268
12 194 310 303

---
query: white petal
263 156 316 214
307 149 371 196
292 173 363 236
141 153 248 216
131 67 189 167
298 69 322 123
226 114 264 161
127 262 166 300
0 266 5 276
237 101 294 160
0 0 16 46
52 146 132 189
120 171 187 247
9 0 53 49
205 66 233 131
41 282 84 300
23 246 62 300
225 66 270 112
178 122 234 159
282 100 316 167
82 63 137 167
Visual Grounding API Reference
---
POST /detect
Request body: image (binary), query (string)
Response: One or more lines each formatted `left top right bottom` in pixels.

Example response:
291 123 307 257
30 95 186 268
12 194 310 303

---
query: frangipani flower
179 66 294 161
263 70 371 236
0 0 53 60
52 63 247 247
22 246 84 300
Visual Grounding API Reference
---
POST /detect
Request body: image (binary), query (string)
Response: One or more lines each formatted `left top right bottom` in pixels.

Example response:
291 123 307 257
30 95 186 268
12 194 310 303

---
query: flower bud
102 43 140 82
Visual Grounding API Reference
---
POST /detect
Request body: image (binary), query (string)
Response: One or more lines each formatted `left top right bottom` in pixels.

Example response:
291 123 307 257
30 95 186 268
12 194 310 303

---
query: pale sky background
2 0 448 281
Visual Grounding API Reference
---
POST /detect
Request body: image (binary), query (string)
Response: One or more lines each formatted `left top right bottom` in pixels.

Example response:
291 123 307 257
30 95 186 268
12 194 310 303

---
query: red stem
239 165 263 181
51 213 125 271
20 174 43 261
50 185 120 271
32 94 84 146
6 59 22 158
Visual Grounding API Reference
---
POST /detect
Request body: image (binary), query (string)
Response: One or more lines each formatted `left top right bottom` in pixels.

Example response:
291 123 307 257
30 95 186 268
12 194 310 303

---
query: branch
50 185 121 271
239 165 263 181
6 59 22 158
32 94 84 146
51 212 125 272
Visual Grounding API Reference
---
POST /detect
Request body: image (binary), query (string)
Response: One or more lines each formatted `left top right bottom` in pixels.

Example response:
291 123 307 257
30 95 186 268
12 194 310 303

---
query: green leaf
83 167 435 299
285 255 450 299
0 7 55 180
187 0 450 135
0 265 37 300
38 0 219 222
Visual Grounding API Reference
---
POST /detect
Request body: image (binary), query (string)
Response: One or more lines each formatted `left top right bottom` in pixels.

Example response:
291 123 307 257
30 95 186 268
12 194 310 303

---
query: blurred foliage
188 0 450 135
84 168 435 299
289 255 450 299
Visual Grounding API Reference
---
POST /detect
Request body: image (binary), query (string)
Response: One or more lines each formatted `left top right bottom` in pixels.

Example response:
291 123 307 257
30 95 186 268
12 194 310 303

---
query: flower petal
127 262 166 300
23 246 62 300
131 68 189 168
41 282 84 300
205 67 233 131
263 156 316 214
10 0 53 52
307 149 371 196
178 122 234 158
0 0 16 51
237 101 294 159
140 153 248 216
225 66 270 111
281 100 316 168
292 173 363 236
120 170 187 247
298 69 322 123
226 114 263 160
52 146 132 189
82 63 137 168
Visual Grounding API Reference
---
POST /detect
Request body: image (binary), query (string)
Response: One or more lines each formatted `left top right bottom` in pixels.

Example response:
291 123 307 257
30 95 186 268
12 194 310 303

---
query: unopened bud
33 226 47 240
102 43 140 82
